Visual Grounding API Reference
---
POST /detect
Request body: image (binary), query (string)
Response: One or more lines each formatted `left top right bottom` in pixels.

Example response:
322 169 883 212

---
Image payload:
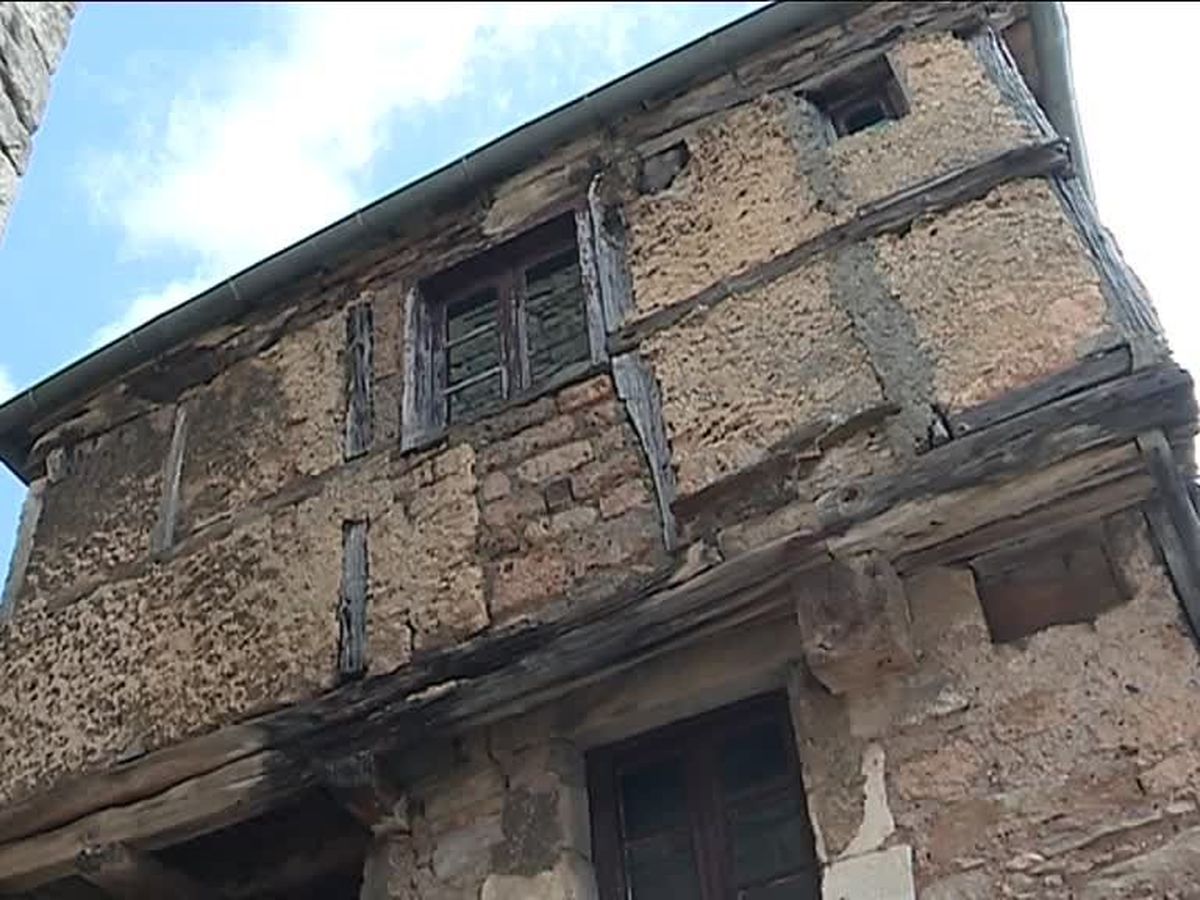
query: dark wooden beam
0 753 312 891
609 138 1071 355
0 362 1193 892
947 345 1131 439
75 843 218 900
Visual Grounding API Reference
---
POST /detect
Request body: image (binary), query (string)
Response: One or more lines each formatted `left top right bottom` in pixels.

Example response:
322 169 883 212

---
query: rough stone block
556 376 613 413
875 180 1109 411
642 261 882 496
598 480 652 519
625 94 831 317
19 406 174 608
179 315 343 534
517 440 594 485
831 35 1035 206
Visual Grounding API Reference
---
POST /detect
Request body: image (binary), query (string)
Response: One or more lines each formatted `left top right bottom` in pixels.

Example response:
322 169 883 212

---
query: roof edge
0 1 1091 483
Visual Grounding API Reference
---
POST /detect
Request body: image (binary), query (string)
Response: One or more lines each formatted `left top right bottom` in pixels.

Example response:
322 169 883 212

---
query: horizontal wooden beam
0 362 1192 892
0 752 312 891
609 138 1070 355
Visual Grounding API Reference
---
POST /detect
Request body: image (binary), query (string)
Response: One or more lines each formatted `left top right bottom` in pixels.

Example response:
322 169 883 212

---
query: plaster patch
842 742 895 858
822 844 915 900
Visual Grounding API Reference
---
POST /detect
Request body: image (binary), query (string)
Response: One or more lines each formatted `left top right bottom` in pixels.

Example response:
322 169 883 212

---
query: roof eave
0 1 1089 484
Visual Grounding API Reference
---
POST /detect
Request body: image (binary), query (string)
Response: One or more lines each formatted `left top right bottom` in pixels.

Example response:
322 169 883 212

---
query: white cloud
91 276 215 349
0 366 14 403
86 2 724 345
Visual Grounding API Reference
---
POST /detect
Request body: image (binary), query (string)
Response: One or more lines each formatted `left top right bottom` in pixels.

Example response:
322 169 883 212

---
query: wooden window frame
587 692 820 900
401 207 608 450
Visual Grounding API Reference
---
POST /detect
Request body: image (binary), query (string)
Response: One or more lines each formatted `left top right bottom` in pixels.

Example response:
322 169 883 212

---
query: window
807 57 908 137
407 212 601 437
588 694 820 900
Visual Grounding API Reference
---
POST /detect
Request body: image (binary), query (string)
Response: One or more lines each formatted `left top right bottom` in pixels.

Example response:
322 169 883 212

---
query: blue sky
1 2 1199 576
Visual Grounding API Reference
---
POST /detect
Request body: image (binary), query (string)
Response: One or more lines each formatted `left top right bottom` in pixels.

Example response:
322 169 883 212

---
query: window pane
620 757 689 839
726 789 816 889
626 830 703 900
448 371 502 424
718 720 790 798
524 250 589 386
446 288 502 423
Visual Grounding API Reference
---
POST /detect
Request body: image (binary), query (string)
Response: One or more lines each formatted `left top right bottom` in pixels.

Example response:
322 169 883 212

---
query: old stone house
1 2 1199 897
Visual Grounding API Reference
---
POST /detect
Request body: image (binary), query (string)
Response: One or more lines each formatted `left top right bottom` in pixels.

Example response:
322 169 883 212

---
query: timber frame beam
0 360 1194 892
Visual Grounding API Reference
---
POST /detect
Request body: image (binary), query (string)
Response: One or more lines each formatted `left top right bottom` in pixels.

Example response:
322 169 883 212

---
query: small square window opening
808 56 909 138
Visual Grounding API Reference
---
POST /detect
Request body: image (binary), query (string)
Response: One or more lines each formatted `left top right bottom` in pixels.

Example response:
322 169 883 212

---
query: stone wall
788 512 1200 898
352 510 1200 899
0 0 1178 839
0 2 75 235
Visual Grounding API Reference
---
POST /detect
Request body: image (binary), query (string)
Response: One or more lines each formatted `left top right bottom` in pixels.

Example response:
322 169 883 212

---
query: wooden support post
1137 430 1200 648
344 301 375 460
76 843 218 900
151 403 188 559
338 520 369 680
613 353 678 550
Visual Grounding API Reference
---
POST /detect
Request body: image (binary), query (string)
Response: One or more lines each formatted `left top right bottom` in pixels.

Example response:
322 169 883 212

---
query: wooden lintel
0 362 1193 891
0 752 312 891
75 843 218 900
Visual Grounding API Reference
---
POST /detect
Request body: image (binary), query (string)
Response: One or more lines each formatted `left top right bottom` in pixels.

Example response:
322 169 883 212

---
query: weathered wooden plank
948 345 1131 438
344 302 374 460
610 139 1071 355
75 843 218 900
0 752 311 891
612 353 678 550
1138 430 1200 647
574 205 609 365
400 284 442 452
822 364 1194 537
587 177 635 333
896 468 1153 573
337 520 369 680
150 403 189 557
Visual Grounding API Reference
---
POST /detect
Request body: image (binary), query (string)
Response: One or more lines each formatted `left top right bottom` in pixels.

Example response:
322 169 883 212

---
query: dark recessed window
808 56 908 137
588 694 821 900
411 213 600 432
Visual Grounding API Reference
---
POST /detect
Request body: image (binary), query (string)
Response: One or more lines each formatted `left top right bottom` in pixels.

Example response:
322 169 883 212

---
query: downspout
1029 1 1095 201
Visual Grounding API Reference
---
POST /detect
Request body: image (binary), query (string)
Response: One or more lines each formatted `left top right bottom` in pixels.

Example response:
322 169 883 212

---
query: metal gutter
0 0 1091 482
1030 1 1094 201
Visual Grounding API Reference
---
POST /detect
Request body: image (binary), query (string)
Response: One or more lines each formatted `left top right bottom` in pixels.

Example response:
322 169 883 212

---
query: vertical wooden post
151 404 188 559
338 520 370 679
345 301 375 460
